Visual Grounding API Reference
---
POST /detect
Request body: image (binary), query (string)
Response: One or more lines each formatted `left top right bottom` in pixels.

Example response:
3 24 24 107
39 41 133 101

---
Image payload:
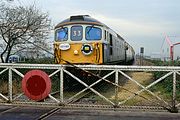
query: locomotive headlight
74 50 79 55
81 44 93 55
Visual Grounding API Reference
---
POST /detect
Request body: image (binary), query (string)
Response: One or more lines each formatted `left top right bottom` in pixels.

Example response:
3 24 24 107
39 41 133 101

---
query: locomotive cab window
56 27 68 41
71 26 83 41
85 26 102 40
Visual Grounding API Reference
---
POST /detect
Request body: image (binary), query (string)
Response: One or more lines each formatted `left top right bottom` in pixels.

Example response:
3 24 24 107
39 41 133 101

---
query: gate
0 63 179 112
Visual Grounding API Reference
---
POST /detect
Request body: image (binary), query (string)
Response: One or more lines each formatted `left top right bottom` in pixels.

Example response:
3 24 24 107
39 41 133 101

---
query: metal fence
0 63 179 112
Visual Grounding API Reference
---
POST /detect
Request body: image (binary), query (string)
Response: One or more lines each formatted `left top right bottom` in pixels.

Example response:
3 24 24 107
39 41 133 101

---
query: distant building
150 53 161 60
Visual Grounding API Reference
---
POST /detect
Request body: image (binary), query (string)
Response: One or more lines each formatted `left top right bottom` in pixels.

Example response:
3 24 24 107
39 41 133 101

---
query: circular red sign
22 70 51 101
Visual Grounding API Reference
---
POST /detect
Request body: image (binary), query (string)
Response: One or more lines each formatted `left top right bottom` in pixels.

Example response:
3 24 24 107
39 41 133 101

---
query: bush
152 60 180 100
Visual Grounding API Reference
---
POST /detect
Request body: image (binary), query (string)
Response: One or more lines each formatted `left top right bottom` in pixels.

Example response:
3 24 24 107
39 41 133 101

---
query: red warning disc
22 70 51 101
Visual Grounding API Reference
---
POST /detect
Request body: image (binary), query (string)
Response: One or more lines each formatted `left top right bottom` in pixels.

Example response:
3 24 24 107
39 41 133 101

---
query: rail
0 63 179 113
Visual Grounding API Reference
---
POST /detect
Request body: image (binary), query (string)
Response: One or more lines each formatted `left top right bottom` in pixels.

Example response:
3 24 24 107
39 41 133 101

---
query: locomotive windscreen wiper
62 27 68 39
86 25 94 36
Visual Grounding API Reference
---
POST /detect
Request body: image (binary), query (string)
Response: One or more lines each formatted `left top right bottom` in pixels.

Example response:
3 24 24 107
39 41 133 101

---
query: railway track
36 108 61 120
0 106 19 115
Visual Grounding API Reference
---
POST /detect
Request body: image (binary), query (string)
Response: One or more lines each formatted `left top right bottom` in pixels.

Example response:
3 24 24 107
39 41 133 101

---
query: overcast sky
11 0 180 55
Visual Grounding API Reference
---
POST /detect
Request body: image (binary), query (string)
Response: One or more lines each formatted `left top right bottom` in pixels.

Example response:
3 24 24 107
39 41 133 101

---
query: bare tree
0 4 51 63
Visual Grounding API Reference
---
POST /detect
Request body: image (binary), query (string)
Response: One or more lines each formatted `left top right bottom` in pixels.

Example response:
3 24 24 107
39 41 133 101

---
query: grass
74 71 159 106
150 60 180 101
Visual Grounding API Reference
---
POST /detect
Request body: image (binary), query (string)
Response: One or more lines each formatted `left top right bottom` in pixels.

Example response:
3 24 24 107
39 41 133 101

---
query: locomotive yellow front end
54 16 104 64
54 41 103 64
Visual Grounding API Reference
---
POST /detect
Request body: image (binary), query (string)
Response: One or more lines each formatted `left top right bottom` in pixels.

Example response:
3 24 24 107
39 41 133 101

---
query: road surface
0 105 179 120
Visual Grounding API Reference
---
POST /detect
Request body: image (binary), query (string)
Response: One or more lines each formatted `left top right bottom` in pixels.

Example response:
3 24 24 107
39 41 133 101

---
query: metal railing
0 63 179 112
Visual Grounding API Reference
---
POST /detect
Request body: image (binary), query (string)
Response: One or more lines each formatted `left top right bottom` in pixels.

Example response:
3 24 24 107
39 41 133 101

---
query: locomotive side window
85 26 102 40
71 26 83 41
110 34 113 55
104 30 106 40
56 27 68 41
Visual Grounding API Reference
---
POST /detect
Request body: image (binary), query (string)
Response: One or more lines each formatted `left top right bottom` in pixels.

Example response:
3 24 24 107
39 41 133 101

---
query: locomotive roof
55 15 125 41
55 15 108 29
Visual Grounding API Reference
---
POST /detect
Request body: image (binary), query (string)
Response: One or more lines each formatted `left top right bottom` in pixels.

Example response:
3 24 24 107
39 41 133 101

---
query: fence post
171 71 178 113
115 70 119 107
60 67 64 104
8 67 13 102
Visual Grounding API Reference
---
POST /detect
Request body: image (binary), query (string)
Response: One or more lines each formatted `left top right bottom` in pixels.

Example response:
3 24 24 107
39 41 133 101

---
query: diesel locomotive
54 15 135 65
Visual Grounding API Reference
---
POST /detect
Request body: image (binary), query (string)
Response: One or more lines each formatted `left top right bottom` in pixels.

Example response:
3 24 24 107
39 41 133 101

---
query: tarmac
0 105 179 120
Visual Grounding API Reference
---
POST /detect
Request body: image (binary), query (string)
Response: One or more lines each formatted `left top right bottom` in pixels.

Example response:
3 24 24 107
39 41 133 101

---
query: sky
9 0 180 56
